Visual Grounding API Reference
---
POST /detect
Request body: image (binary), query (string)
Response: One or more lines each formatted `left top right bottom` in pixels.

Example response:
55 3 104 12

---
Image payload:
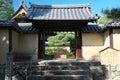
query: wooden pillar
38 28 45 58
9 28 12 52
5 28 13 80
109 28 113 48
75 30 82 58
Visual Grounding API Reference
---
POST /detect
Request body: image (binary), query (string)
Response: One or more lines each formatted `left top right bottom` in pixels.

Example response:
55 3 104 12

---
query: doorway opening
45 31 76 59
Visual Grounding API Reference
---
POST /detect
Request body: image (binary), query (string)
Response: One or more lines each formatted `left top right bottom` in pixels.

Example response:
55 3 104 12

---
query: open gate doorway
45 31 76 59
38 28 83 59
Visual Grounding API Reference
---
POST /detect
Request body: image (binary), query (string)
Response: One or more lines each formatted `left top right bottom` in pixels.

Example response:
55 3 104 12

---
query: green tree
102 8 120 20
97 15 109 24
47 32 75 58
47 32 75 46
0 0 2 7
0 0 14 19
97 8 120 24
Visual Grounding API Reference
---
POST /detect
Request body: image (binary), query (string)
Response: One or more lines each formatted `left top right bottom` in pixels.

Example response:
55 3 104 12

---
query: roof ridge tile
30 4 90 9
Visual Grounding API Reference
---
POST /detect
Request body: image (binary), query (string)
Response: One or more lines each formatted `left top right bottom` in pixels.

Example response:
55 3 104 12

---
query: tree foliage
0 0 2 7
47 32 75 47
102 8 120 20
97 8 120 24
0 0 14 19
97 15 109 24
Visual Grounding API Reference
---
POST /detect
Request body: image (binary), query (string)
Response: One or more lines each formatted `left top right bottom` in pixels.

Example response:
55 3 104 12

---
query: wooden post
5 28 13 80
5 52 13 80
75 30 82 58
109 28 113 48
9 28 12 52
38 28 45 58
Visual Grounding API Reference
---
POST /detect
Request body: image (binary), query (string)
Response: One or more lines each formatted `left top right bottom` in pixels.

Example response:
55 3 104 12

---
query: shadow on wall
89 54 100 61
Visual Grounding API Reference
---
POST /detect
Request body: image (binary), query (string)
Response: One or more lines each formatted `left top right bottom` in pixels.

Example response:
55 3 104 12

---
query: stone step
33 61 101 67
31 70 90 75
28 75 92 80
13 59 105 80
32 65 89 70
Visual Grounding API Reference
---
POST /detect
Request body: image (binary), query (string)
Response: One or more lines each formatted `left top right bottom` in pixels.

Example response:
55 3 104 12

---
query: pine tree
0 0 14 20
102 8 120 20
47 32 75 46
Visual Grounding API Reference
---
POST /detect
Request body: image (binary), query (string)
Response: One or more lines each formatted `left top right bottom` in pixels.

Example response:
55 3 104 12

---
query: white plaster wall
12 30 19 53
82 32 104 61
82 32 104 46
82 46 103 61
113 29 120 50
18 33 38 55
104 30 110 47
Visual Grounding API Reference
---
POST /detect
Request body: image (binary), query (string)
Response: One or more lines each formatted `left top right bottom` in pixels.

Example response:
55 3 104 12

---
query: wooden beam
109 28 113 48
5 28 13 80
9 29 12 52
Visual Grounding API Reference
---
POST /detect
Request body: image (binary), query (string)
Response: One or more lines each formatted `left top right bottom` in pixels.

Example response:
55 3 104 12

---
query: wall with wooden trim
113 29 120 50
104 30 110 47
0 29 9 64
100 48 120 65
82 32 104 61
12 30 19 53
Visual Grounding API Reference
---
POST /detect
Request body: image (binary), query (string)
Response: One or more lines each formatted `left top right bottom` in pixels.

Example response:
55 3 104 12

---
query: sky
13 0 120 15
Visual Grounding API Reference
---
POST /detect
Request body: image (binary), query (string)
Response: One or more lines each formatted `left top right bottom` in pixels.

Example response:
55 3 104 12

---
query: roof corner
12 0 28 19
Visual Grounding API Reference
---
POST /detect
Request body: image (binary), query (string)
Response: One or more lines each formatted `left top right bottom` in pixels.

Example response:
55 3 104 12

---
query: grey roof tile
26 4 96 20
0 20 13 27
18 23 38 33
103 20 120 29
81 25 102 32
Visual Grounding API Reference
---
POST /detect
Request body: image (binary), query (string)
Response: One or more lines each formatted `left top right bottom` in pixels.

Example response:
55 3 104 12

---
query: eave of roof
102 20 120 31
0 20 13 27
18 23 101 33
1 20 102 33
18 23 38 33
0 20 23 32
82 24 102 32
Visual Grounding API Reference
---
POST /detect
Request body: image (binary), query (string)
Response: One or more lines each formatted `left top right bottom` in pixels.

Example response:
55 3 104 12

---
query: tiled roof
0 20 23 32
104 20 120 28
26 4 96 21
81 24 102 32
0 20 13 27
18 23 38 33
